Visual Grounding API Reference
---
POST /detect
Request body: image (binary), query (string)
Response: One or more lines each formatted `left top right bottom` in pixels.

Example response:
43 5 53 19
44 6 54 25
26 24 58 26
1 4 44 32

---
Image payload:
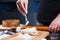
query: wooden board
2 31 49 40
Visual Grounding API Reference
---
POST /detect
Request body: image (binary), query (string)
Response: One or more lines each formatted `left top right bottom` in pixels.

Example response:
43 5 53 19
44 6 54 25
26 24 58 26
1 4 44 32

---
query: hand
49 14 60 32
16 0 28 16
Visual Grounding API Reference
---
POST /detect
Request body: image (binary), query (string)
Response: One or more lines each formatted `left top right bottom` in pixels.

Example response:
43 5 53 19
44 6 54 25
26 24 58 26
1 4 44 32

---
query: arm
16 0 28 17
49 13 60 32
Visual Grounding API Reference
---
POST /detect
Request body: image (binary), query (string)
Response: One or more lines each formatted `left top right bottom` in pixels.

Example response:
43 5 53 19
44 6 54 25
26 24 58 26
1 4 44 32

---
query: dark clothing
37 0 60 26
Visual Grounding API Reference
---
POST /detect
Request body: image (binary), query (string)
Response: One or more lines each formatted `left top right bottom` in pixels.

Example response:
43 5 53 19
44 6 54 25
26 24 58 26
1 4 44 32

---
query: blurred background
0 0 40 25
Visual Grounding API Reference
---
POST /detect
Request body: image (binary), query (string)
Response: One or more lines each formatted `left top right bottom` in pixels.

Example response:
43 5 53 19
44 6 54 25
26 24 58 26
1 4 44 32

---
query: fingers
49 23 52 31
16 1 27 16
49 23 58 32
24 1 28 13
53 24 58 32
58 25 60 28
17 1 25 12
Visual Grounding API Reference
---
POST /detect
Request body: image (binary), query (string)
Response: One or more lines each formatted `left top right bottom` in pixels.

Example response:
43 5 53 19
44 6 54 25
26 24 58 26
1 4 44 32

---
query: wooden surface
2 31 49 40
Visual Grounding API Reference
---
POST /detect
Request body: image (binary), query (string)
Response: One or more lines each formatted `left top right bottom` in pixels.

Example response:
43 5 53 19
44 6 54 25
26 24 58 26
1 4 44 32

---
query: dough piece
16 27 21 33
21 27 38 36
29 27 38 36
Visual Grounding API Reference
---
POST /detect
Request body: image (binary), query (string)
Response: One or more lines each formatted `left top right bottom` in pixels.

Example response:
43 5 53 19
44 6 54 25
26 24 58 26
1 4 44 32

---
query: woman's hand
16 0 28 16
49 14 60 32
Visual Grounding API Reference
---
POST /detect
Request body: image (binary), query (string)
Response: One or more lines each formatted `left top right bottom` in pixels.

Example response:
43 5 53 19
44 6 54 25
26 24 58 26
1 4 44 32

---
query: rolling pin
1 26 60 32
20 26 60 32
